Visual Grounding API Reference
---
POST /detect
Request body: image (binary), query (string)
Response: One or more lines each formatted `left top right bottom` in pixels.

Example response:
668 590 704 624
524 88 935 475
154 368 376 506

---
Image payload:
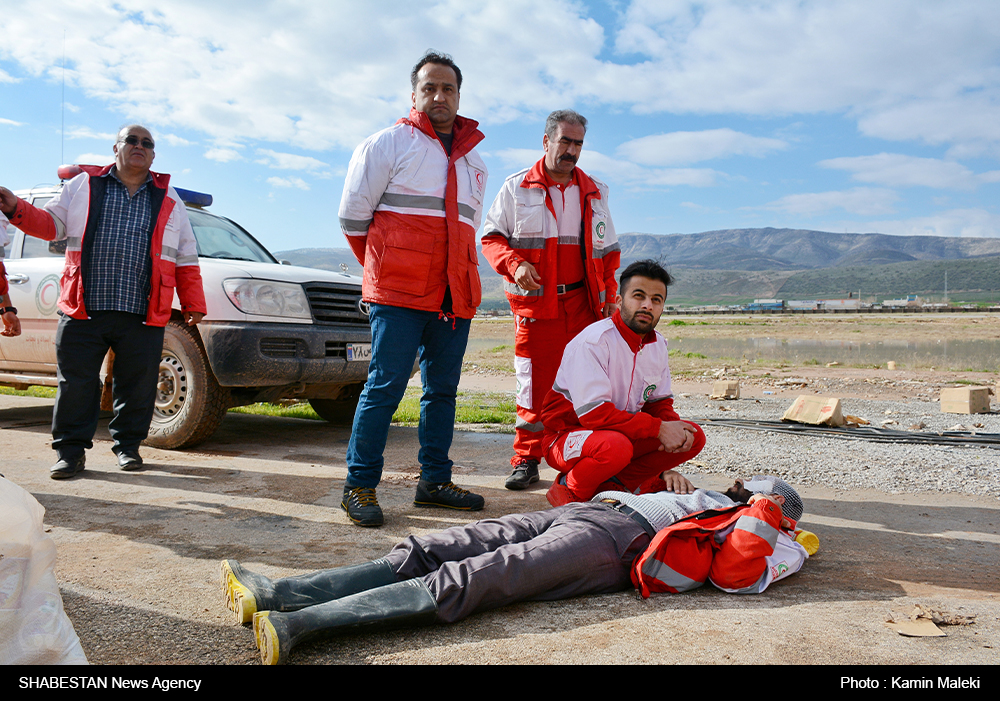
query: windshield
188 208 277 263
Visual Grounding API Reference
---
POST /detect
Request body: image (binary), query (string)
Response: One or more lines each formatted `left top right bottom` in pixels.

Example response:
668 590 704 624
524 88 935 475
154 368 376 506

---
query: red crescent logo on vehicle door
36 274 61 316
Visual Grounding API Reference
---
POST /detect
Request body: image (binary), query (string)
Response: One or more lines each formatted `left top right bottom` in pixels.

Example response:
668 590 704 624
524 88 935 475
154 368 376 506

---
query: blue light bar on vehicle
174 187 213 207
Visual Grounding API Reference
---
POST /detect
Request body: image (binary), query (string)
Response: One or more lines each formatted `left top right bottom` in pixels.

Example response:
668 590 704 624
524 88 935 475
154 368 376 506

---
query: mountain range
276 228 1000 306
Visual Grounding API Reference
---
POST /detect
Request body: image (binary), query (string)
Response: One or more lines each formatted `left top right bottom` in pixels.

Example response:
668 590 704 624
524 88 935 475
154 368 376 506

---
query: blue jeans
346 304 471 488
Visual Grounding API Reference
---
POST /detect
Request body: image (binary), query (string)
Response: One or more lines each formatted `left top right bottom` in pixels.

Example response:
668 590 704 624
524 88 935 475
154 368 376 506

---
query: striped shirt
84 169 154 315
592 489 737 533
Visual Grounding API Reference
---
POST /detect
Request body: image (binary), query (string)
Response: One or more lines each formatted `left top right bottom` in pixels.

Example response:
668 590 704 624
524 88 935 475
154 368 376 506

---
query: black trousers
52 311 165 458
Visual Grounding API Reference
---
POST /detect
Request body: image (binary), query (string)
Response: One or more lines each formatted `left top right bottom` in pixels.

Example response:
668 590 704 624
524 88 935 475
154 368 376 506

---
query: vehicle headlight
223 279 312 319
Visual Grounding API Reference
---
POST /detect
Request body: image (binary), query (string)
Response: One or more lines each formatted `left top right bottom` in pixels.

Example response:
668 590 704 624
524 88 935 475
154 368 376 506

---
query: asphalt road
1 393 998 667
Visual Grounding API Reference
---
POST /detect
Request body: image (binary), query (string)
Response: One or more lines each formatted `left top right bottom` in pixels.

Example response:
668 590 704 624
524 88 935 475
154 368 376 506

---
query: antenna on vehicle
61 31 66 165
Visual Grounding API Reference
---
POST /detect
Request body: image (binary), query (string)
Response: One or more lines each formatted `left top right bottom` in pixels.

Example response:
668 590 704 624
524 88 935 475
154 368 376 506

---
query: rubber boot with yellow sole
221 558 397 624
253 579 438 665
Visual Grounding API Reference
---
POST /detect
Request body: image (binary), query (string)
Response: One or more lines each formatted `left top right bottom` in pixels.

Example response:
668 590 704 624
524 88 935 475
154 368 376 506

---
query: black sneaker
50 455 86 480
505 458 540 490
341 485 384 527
414 480 485 511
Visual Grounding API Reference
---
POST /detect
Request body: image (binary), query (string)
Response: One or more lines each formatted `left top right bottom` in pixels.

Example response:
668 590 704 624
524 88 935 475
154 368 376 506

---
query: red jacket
338 109 488 319
632 499 803 597
7 164 206 326
541 312 680 448
481 158 620 320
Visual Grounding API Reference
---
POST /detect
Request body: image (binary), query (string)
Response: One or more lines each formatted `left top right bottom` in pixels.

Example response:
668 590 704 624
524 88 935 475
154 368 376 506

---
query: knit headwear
742 475 803 522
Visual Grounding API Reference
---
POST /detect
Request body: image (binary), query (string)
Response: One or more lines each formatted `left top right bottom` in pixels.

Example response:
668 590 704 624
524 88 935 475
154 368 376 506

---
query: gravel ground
674 393 1000 500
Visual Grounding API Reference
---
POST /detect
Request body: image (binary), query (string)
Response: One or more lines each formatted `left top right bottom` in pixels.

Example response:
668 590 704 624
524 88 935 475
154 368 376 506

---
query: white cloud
161 133 194 147
73 152 114 165
763 188 899 216
0 1 998 160
617 129 786 166
267 176 310 190
66 126 116 141
819 153 988 190
255 149 329 172
204 147 242 163
0 117 24 127
857 208 1000 238
492 147 722 187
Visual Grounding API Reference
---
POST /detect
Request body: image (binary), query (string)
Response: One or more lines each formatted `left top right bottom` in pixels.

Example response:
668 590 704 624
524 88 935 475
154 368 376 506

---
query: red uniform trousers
513 287 598 466
544 422 707 500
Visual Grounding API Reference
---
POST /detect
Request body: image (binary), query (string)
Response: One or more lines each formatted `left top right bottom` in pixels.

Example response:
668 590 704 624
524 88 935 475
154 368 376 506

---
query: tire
145 321 231 449
309 384 363 425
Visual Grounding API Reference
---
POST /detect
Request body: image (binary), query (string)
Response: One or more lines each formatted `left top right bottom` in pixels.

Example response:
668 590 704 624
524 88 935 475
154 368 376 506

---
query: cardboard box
710 380 740 400
940 387 992 414
781 395 845 426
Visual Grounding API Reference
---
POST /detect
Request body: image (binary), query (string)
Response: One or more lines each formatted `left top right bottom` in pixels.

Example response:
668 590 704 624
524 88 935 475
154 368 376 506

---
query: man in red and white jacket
0 125 205 480
337 52 488 527
482 110 620 491
541 259 706 505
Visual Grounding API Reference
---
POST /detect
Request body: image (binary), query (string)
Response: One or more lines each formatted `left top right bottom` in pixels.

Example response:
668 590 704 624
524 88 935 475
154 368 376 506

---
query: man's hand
1 311 20 337
659 470 693 494
0 187 18 217
602 301 617 318
657 420 697 453
748 493 792 529
184 311 204 326
513 261 542 291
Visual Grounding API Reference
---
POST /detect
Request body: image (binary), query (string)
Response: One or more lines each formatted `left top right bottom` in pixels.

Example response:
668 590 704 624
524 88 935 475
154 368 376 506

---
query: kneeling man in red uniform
542 258 705 505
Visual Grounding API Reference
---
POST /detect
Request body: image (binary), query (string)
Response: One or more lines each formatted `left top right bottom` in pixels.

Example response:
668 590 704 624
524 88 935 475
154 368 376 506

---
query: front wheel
145 321 231 449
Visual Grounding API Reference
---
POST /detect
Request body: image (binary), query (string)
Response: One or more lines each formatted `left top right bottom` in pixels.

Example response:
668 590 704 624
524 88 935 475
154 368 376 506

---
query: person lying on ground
221 474 815 665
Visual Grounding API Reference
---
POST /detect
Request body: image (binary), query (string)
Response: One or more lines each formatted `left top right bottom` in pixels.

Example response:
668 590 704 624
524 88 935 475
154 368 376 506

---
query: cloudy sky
2 0 1000 255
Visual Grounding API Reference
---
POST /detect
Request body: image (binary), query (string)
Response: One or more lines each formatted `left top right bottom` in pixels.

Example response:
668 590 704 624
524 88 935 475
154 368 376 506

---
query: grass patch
668 349 708 359
668 319 688 326
230 402 323 420
0 386 57 398
230 389 517 427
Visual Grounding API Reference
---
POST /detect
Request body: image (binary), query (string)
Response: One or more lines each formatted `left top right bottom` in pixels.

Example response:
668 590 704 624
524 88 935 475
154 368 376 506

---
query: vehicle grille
260 338 301 358
304 282 370 325
325 342 347 359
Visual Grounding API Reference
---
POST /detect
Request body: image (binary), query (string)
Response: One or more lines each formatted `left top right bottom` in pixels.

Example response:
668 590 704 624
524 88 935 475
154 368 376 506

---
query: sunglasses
120 135 155 150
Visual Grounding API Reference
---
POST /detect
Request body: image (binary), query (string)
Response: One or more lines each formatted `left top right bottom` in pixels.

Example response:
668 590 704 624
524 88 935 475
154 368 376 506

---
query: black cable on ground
691 417 1000 449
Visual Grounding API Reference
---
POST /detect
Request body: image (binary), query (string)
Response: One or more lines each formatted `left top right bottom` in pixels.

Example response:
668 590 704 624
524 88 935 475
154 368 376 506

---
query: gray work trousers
383 502 651 623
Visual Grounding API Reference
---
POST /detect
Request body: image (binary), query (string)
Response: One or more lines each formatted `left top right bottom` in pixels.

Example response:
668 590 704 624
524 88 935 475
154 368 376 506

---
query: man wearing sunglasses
0 124 206 480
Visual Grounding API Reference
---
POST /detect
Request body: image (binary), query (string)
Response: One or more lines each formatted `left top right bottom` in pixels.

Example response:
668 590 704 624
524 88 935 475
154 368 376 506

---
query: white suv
1 173 372 448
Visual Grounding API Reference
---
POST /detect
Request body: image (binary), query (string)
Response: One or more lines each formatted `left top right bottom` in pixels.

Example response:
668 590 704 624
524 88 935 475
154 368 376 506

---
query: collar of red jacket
79 163 171 190
611 309 658 353
397 108 484 160
521 157 599 197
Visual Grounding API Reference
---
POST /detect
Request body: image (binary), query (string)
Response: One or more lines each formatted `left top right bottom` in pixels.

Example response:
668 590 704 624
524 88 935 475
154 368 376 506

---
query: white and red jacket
632 499 809 597
339 109 488 319
5 165 206 326
541 310 679 446
481 159 619 320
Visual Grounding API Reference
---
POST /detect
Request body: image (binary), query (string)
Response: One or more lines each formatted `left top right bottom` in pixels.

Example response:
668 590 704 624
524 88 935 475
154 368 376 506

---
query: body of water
668 337 1000 371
